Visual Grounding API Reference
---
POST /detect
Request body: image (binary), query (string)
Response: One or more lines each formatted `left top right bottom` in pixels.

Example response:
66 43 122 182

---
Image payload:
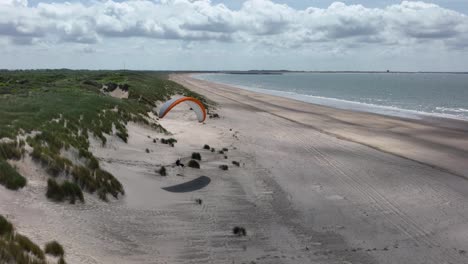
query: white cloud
0 0 466 49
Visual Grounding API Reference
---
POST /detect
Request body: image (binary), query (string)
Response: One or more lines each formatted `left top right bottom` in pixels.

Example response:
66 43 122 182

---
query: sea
194 72 468 121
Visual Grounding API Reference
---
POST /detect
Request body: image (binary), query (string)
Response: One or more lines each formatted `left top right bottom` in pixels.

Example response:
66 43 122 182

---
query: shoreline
172 74 468 179
192 73 468 127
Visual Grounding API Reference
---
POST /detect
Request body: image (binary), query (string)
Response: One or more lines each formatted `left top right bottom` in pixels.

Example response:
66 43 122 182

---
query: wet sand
1 74 468 263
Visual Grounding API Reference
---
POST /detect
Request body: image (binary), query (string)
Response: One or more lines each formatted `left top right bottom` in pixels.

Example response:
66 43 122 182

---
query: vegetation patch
188 160 200 169
1 214 68 264
203 144 210 150
219 165 229 171
232 161 240 167
46 179 84 204
0 160 27 190
191 152 201 161
44 241 64 257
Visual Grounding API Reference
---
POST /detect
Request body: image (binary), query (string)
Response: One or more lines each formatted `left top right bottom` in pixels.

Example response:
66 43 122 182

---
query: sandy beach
1 73 468 264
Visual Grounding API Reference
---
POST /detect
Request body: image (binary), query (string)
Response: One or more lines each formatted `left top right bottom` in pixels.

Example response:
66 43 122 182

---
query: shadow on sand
162 176 211 193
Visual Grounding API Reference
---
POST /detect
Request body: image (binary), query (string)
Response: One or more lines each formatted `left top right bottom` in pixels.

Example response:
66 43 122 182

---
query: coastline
173 74 468 179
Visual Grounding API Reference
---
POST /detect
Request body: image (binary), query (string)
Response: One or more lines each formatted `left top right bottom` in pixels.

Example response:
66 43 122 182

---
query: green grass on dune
0 70 207 202
0 160 27 190
1 214 67 264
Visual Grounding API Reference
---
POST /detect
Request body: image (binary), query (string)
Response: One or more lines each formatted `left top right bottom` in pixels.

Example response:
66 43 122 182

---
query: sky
1 0 468 71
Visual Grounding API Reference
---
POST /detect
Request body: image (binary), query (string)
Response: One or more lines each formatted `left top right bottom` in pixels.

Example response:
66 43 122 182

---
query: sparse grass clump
46 179 84 204
44 241 64 257
203 144 210 150
0 160 27 190
211 148 215 153
158 166 167 176
219 165 229 171
188 160 200 169
191 152 201 161
232 161 240 167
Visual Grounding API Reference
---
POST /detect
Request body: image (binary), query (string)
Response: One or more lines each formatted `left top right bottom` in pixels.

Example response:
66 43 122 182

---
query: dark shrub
218 150 224 154
161 138 177 145
188 160 200 169
145 148 150 153
0 215 13 236
191 152 201 161
0 160 27 190
222 148 228 152
153 139 156 143
46 179 84 204
44 241 64 257
203 144 210 150
211 148 215 152
224 155 228 159
158 166 167 176
232 226 246 236
232 161 240 167
219 165 228 171
195 198 202 205
59 257 67 264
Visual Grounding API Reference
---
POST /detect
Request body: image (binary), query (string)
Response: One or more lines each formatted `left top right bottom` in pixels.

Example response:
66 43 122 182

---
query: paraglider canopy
158 96 206 122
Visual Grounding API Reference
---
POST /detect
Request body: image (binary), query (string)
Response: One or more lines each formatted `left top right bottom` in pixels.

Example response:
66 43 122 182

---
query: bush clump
158 166 167 176
145 148 150 153
44 241 64 257
218 150 224 154
232 161 240 167
191 152 201 161
232 226 247 236
46 179 84 204
219 165 229 171
160 138 177 145
187 160 200 169
224 155 228 159
203 144 210 150
222 147 229 152
210 148 215 153
0 160 27 190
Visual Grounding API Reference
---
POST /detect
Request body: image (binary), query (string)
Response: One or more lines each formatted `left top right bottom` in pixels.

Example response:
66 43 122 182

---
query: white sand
1 75 468 263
